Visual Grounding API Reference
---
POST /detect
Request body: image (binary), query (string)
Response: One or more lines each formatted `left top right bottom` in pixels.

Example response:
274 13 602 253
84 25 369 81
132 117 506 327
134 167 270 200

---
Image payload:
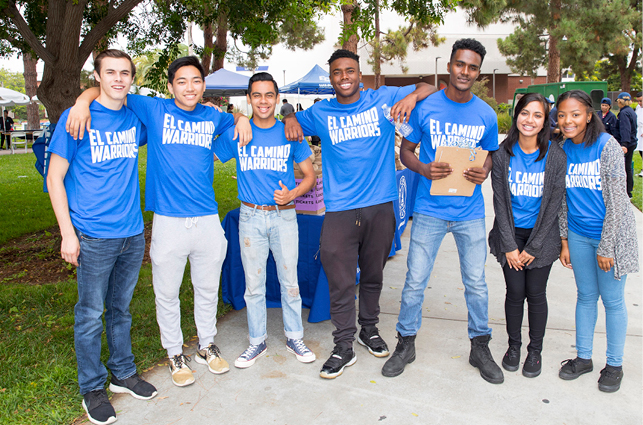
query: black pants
502 227 552 352
624 144 635 198
320 202 396 347
0 134 9 149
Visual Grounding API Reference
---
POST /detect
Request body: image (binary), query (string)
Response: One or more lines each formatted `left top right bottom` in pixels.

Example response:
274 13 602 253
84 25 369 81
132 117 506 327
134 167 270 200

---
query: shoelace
561 358 580 371
525 353 539 366
600 369 619 380
290 339 310 354
172 354 191 369
240 344 262 360
207 344 222 358
87 390 109 408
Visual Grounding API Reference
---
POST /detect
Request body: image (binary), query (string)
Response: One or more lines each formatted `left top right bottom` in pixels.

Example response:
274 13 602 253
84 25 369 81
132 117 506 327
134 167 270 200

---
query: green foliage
497 111 511 134
133 45 189 97
471 77 498 111
496 20 546 79
578 59 642 93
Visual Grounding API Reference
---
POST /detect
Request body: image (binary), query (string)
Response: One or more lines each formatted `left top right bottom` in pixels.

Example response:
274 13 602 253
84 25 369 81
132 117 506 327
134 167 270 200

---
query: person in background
614 92 637 198
1 110 15 150
488 92 566 379
296 103 304 112
227 104 234 113
279 99 295 117
599 98 617 137
557 90 638 393
309 98 322 146
635 91 643 177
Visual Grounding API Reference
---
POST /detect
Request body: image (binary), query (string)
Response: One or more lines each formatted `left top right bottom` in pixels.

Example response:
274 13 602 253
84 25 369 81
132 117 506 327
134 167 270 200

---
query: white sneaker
168 354 195 387
195 343 230 374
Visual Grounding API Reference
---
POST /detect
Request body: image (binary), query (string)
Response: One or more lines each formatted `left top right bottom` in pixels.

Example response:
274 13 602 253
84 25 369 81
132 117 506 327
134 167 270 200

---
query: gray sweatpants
150 213 227 357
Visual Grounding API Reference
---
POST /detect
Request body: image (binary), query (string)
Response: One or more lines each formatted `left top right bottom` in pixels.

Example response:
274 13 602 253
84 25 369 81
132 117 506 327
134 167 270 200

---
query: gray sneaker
234 341 267 369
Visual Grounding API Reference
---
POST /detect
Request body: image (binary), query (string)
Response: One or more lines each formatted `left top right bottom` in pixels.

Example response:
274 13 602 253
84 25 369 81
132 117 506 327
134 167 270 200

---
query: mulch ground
0 222 153 285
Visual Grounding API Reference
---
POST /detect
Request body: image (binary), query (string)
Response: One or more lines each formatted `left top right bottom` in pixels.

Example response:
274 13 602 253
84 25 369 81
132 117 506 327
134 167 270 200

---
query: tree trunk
213 12 228 71
617 47 639 93
202 21 214 74
341 3 358 53
547 34 560 83
373 0 381 88
22 52 40 129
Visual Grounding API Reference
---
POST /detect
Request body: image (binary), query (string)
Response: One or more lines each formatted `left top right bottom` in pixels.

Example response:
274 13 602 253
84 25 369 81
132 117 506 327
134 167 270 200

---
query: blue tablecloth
221 168 418 323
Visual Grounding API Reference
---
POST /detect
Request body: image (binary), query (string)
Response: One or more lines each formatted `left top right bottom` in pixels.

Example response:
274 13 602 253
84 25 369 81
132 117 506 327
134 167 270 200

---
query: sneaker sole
108 382 158 400
319 355 357 379
82 399 117 425
469 358 504 384
286 346 316 363
522 367 541 378
598 382 621 393
356 335 390 358
559 366 593 380
381 354 416 377
194 353 230 374
234 347 267 369
501 360 519 372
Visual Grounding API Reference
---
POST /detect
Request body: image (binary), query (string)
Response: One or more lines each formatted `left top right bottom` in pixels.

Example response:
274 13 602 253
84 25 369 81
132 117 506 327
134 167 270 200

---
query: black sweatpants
320 202 396 347
502 227 552 352
624 144 635 198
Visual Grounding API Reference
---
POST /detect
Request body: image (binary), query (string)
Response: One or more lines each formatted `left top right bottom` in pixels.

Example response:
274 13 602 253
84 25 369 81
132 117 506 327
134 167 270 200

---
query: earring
587 120 590 123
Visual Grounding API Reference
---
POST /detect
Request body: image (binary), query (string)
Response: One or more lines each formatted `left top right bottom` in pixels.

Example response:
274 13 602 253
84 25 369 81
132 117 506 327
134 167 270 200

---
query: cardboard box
294 170 325 215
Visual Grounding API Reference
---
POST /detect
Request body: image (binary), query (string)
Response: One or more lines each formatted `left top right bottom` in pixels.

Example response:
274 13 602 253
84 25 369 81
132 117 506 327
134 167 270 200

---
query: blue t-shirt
295 85 415 212
406 90 499 221
48 101 146 238
562 132 610 240
126 95 235 217
509 142 549 228
214 120 312 205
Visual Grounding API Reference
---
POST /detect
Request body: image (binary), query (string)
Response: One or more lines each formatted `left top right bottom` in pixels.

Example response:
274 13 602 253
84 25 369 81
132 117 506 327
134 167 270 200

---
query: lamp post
283 70 286 86
493 69 498 100
434 57 441 89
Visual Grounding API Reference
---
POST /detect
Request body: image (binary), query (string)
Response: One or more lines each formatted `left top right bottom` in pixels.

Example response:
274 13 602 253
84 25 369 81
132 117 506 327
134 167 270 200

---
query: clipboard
430 146 488 197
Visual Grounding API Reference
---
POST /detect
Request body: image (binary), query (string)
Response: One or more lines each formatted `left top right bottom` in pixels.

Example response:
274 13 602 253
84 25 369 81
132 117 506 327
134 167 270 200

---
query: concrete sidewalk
92 180 643 425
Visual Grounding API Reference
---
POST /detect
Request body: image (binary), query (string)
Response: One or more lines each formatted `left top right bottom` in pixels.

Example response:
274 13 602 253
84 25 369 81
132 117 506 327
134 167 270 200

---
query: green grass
0 147 239 424
632 153 642 211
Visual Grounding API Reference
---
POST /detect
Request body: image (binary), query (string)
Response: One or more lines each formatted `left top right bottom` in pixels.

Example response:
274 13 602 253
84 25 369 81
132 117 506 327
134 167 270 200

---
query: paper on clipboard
430 146 488 197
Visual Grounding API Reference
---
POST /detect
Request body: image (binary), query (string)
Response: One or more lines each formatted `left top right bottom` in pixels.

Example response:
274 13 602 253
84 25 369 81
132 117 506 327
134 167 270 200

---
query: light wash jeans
397 213 491 339
75 230 145 395
568 230 628 366
239 204 304 345
150 214 227 357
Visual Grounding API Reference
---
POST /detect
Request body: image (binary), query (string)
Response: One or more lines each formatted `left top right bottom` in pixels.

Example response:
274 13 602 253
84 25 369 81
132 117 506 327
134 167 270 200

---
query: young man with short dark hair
67 55 252 388
48 49 156 425
214 72 317 368
280 98 295 117
382 38 504 384
284 48 436 379
1 110 14 149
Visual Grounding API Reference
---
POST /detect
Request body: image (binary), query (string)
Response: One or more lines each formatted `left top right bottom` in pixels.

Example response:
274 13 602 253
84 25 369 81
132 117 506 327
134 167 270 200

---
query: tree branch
78 0 144 60
3 2 53 63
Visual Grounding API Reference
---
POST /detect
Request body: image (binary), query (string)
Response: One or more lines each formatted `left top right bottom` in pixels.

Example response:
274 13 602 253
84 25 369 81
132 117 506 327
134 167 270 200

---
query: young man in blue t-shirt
67 56 252 388
381 39 504 384
214 72 317 368
48 49 156 425
284 49 436 379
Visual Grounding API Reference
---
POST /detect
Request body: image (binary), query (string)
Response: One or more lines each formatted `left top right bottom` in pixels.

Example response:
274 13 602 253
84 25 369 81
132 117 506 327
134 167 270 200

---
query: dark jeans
75 230 145 395
502 227 552 352
624 144 635 197
320 202 396 347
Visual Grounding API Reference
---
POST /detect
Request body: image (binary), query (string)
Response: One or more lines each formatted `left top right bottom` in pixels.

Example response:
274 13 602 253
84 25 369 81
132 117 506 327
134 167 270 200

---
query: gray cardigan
488 141 567 269
559 136 639 279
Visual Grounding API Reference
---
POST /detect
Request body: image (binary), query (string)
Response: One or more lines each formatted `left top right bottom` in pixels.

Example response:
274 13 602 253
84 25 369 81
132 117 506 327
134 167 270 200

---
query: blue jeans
397 214 491 338
568 230 628 366
239 205 303 345
74 230 145 395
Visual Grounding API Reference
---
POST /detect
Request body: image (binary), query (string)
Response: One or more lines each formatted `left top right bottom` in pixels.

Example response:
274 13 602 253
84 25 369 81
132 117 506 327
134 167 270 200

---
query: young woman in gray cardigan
556 90 638 393
489 93 566 378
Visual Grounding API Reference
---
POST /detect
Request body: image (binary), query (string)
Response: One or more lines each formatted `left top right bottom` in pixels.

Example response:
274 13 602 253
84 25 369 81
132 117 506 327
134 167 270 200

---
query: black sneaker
82 389 116 425
109 372 158 400
357 326 390 358
598 365 623 393
522 350 542 378
319 345 357 379
559 357 593 380
469 335 504 384
502 345 520 372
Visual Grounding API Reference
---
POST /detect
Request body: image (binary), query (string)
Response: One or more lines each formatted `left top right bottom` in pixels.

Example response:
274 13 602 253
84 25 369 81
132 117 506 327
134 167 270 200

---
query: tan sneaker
168 354 195 387
195 343 230 374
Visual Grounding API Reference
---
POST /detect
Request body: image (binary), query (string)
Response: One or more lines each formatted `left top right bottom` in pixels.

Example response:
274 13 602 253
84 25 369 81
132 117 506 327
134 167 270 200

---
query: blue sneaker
286 338 316 363
234 341 267 369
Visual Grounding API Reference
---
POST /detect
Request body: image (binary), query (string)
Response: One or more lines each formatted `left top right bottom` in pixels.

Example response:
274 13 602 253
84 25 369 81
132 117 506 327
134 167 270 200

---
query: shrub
497 112 511 134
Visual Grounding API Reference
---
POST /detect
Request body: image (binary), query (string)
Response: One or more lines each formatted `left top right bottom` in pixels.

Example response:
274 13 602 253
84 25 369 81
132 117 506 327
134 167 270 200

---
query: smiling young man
284 49 436 379
214 72 317 368
67 56 252 387
47 49 156 425
381 39 503 384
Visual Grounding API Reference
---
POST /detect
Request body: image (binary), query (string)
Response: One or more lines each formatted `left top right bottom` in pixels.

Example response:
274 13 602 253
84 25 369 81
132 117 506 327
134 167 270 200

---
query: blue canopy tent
204 68 250 97
280 65 335 95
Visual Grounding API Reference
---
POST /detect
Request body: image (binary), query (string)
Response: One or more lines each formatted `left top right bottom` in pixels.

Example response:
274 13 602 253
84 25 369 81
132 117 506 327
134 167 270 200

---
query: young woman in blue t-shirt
489 93 566 378
557 90 639 393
